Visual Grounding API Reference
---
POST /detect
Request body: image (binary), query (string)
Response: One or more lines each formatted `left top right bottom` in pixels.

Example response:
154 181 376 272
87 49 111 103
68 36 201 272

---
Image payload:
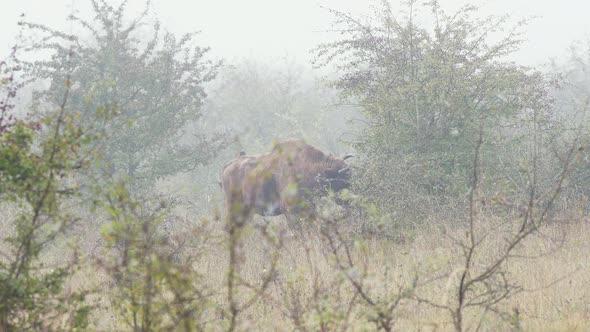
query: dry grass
3 203 590 331
200 215 590 331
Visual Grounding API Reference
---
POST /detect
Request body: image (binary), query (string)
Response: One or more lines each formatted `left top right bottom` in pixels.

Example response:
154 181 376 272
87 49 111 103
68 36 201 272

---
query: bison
221 138 352 223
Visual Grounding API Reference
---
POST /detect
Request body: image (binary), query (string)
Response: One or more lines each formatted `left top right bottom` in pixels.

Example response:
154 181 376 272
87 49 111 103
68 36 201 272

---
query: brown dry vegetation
4 203 587 331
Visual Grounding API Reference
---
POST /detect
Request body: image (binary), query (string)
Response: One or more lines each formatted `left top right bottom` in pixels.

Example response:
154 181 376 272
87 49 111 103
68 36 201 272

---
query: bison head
318 154 353 205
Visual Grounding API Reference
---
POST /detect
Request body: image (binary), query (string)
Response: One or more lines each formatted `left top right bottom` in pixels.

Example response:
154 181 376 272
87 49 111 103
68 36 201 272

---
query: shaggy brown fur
221 138 352 222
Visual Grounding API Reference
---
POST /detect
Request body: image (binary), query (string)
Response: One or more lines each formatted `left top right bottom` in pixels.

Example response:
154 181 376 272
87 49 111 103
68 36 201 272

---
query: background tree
21 0 228 192
314 0 558 224
205 58 352 153
551 41 590 203
182 57 357 211
0 47 19 134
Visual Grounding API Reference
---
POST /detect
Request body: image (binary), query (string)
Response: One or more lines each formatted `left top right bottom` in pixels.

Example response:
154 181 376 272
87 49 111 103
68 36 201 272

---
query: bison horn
338 165 350 174
342 154 354 161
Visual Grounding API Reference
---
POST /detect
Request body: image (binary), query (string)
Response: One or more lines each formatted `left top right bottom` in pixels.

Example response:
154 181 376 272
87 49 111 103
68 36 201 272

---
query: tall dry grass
22 206 583 331
2 197 588 331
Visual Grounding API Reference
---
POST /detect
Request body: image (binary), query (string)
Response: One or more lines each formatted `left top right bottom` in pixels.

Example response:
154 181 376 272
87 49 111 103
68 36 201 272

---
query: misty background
2 0 589 65
2 0 590 213
3 0 590 330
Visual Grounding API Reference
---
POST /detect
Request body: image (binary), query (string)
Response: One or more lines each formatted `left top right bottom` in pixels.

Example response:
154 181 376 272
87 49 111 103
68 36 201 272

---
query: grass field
18 203 583 331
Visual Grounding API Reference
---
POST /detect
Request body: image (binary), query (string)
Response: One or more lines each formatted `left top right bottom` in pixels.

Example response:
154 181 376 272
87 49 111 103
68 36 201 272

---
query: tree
414 124 582 331
314 0 557 221
551 41 590 200
0 49 93 331
97 182 213 331
22 0 228 191
205 58 351 153
0 47 19 134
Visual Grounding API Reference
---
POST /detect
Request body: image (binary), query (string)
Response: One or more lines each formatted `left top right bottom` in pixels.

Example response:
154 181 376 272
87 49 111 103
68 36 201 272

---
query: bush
314 1 558 223
21 0 229 191
0 50 96 330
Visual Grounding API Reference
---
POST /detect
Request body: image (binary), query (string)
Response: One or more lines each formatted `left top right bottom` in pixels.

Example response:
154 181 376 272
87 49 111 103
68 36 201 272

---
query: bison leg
224 186 252 225
258 176 282 216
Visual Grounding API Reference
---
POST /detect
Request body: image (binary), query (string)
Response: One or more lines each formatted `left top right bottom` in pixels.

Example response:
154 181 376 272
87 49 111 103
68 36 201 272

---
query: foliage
96 181 212 331
311 2 585 329
222 204 284 331
0 47 19 134
205 58 350 154
21 0 228 191
0 58 94 330
319 216 416 331
95 180 284 331
551 40 590 198
414 125 582 331
314 0 558 220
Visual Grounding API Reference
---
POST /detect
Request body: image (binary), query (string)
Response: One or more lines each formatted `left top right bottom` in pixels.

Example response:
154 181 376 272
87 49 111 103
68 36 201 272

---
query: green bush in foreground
0 50 96 329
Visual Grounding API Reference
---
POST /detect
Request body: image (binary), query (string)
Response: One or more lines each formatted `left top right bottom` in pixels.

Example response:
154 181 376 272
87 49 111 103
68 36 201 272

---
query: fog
3 1 590 330
2 0 589 65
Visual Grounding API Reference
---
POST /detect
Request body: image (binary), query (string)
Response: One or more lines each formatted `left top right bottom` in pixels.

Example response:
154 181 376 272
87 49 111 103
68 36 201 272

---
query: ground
8 204 584 331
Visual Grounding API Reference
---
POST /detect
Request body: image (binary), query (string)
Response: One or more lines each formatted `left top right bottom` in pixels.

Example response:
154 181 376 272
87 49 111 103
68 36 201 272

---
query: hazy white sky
1 0 589 66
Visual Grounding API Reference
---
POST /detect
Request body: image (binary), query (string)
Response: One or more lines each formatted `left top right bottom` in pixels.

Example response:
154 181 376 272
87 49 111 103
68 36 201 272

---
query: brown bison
221 138 352 222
